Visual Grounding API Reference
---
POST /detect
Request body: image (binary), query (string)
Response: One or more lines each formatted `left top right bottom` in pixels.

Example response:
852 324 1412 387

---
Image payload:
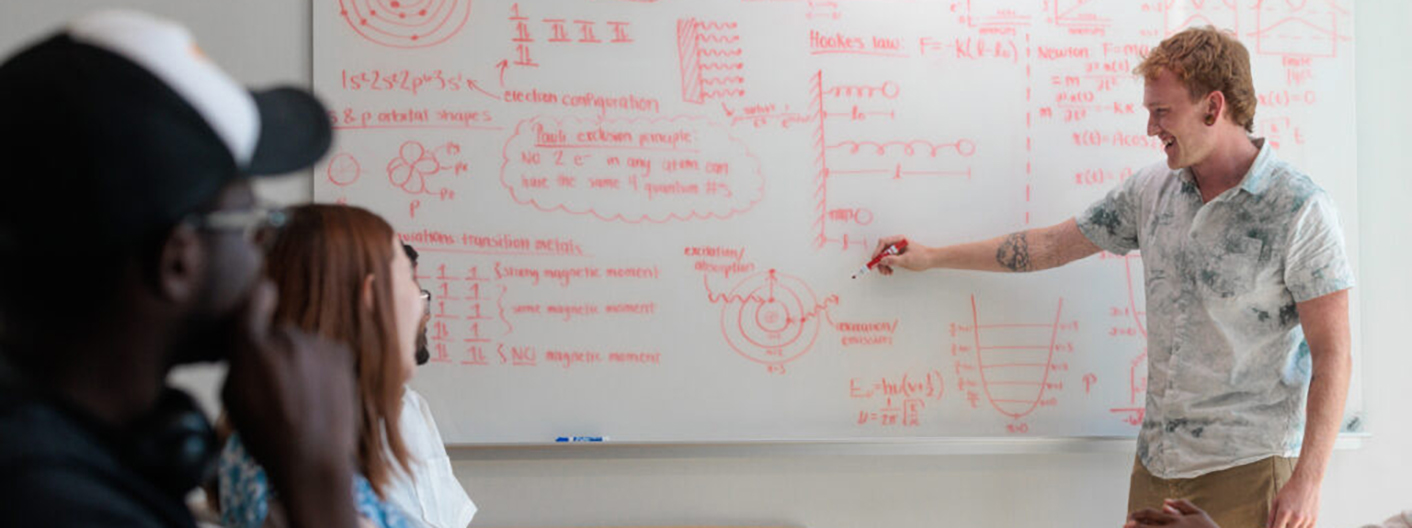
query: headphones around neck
0 353 219 497
124 387 220 496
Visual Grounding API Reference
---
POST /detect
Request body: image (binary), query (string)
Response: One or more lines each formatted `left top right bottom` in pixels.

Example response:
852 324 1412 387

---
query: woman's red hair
263 204 410 497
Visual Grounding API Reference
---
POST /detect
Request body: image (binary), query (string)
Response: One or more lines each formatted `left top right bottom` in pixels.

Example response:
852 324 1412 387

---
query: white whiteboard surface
312 0 1359 445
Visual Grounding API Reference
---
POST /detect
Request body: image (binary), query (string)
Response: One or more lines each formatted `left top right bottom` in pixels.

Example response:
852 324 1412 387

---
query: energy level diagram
951 295 1077 431
706 270 837 373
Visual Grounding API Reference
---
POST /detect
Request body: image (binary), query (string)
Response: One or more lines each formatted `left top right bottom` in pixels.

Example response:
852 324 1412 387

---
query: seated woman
218 204 424 528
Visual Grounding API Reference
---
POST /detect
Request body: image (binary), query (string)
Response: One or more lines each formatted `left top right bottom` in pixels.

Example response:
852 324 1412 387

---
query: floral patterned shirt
218 433 413 528
1076 138 1354 479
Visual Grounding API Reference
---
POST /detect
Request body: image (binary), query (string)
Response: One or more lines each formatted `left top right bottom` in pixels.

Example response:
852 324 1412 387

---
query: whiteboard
312 0 1360 445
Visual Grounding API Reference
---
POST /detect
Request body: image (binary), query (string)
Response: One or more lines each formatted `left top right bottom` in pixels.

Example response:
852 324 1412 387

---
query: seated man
0 10 363 528
388 244 478 528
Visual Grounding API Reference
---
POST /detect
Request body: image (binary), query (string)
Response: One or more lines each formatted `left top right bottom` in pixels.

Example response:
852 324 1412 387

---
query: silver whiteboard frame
447 433 1369 460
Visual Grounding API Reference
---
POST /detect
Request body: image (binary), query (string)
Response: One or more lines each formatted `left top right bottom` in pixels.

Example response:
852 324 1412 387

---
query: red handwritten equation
421 261 502 366
339 69 499 100
507 3 632 68
1049 0 1114 35
409 249 666 370
851 369 944 427
500 116 764 223
953 0 1034 35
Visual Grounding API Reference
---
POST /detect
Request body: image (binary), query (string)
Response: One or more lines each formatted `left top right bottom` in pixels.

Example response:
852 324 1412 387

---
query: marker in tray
555 436 607 443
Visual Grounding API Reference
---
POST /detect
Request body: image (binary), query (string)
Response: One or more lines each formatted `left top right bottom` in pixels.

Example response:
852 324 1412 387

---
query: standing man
0 11 364 528
873 26 1352 528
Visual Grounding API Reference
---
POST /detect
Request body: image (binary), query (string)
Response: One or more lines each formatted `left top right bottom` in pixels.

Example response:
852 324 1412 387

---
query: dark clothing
0 385 197 528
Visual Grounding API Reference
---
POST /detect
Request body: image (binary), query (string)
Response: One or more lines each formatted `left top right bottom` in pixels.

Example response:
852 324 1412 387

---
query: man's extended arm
874 218 1103 275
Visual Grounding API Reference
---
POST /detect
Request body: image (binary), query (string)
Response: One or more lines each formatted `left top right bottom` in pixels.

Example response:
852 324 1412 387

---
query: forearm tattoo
996 232 1032 272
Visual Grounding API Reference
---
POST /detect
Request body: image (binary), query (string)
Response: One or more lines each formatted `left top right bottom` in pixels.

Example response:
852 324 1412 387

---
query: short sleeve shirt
1075 138 1354 479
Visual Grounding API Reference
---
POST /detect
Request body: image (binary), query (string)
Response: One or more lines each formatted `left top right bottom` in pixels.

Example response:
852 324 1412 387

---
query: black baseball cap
0 10 332 254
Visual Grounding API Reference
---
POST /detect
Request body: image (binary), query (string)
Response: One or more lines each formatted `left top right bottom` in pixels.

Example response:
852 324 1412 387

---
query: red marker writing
852 239 908 279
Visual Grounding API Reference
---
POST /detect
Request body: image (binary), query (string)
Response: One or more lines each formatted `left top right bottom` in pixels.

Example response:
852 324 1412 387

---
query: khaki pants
1128 455 1297 528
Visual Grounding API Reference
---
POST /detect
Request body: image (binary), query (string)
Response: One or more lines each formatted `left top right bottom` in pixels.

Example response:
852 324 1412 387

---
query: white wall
3 1 1407 526
0 0 316 202
1320 0 1412 525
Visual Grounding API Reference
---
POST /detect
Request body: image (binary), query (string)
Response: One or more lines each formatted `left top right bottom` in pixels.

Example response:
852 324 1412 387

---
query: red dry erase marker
852 239 908 279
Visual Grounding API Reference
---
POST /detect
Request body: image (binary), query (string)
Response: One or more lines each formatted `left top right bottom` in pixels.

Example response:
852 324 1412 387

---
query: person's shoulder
397 387 446 453
1251 163 1338 228
402 386 429 407
1257 150 1328 204
2 463 172 527
400 387 439 426
0 391 188 527
0 388 108 470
